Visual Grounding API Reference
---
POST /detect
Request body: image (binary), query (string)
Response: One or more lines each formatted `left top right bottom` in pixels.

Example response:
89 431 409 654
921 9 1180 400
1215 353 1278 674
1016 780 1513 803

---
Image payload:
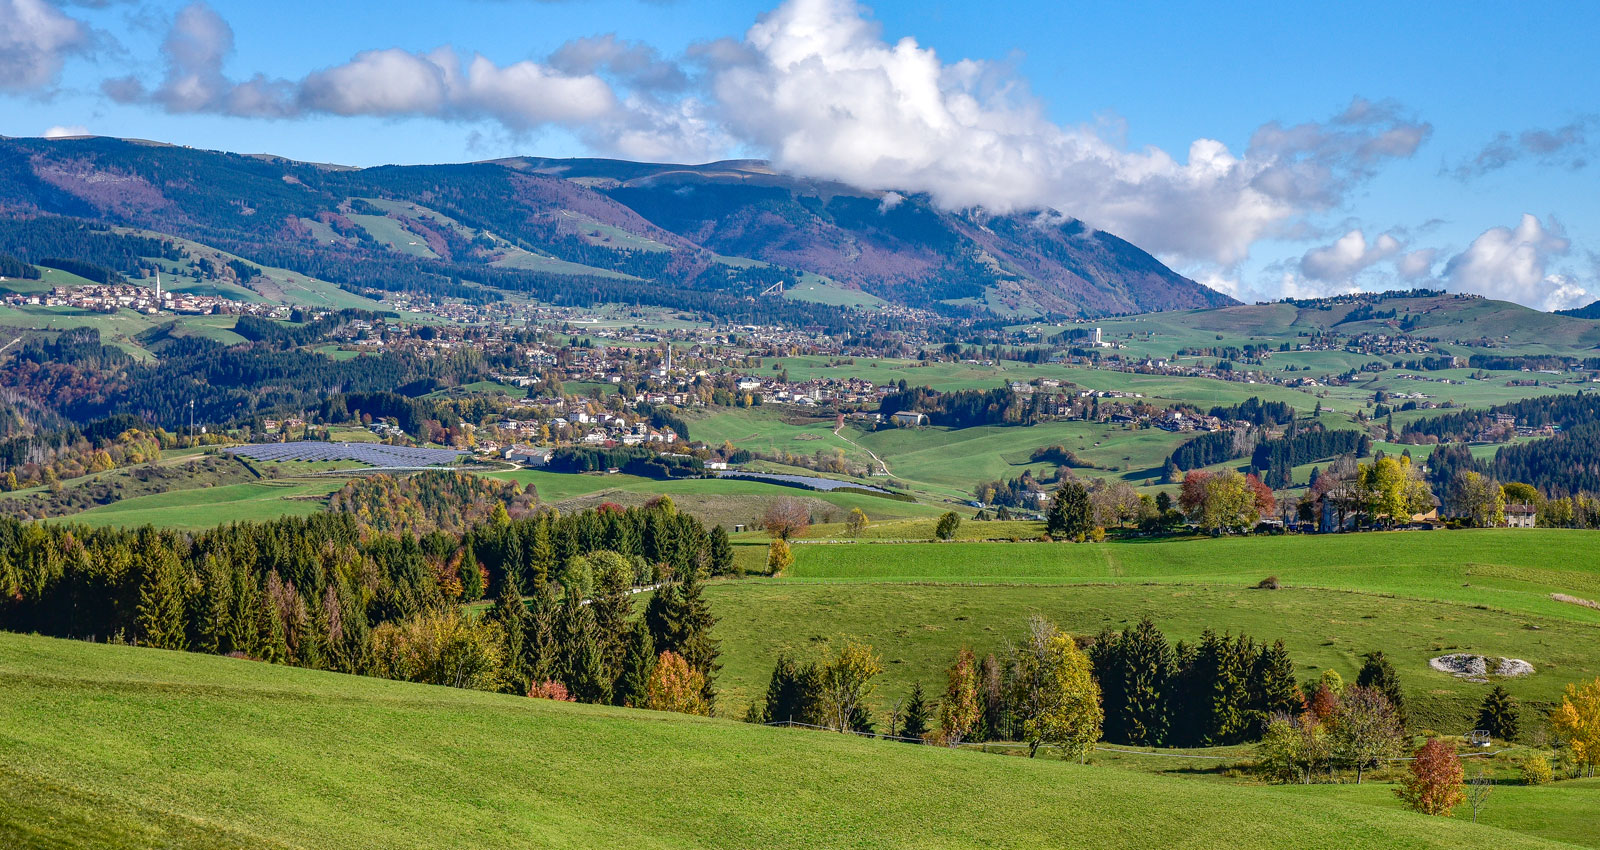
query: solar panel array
224 442 466 467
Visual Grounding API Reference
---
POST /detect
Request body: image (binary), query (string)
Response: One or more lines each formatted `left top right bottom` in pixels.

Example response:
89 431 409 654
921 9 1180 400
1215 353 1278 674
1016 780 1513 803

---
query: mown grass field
1 632 1585 850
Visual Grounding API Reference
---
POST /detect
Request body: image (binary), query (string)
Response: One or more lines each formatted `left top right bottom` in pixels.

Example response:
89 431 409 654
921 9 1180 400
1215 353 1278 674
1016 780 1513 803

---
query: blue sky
4 0 1597 308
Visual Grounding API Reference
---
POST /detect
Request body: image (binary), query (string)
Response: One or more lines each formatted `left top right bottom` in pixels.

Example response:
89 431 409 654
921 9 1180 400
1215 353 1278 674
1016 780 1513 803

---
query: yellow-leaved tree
1009 616 1102 760
1552 677 1600 777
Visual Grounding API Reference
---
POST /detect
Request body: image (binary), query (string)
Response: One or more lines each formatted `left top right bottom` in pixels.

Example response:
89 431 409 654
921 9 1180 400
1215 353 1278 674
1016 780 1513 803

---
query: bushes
1521 755 1552 785
371 608 505 692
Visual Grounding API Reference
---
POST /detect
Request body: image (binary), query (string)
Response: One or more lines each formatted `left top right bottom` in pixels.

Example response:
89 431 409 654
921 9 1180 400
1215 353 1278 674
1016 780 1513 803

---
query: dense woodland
878 384 1055 428
328 471 537 536
1399 392 1600 443
0 500 731 709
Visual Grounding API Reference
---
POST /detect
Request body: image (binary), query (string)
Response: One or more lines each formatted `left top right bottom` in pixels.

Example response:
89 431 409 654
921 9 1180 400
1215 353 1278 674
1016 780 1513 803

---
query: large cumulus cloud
1443 215 1588 310
709 0 1430 267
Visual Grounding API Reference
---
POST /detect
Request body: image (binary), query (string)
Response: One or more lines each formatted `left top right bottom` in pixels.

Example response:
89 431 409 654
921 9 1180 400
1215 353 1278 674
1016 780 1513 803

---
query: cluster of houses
3 284 291 318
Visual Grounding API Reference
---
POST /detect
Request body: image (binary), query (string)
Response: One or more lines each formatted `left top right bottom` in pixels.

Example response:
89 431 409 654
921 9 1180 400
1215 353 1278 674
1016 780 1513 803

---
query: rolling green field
45 480 342 530
704 529 1600 731
2 632 1585 850
489 469 944 522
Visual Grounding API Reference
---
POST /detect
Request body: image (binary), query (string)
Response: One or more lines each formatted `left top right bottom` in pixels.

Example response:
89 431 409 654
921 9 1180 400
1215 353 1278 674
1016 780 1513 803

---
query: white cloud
1299 229 1403 283
103 2 296 117
0 0 90 92
301 47 616 128
705 0 1429 267
42 124 90 138
1394 247 1437 280
1443 214 1588 310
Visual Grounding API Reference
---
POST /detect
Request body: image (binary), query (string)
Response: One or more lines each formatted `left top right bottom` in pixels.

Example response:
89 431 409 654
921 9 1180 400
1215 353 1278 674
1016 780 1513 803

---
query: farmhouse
505 446 552 466
891 411 927 427
1503 503 1537 528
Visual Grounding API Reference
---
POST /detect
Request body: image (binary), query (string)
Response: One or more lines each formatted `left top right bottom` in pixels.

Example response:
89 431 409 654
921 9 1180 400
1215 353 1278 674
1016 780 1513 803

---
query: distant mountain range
0 135 1234 319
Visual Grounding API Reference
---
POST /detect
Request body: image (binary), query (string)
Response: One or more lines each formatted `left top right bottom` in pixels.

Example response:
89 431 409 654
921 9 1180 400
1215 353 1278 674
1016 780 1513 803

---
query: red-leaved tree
1397 738 1464 815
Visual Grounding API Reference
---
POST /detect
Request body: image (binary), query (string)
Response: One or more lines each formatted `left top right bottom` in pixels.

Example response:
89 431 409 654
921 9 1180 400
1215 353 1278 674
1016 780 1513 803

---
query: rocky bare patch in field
1429 653 1535 682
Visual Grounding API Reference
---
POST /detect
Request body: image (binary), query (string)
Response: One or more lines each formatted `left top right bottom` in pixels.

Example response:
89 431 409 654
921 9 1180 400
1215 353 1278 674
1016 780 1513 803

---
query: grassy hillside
704 529 1600 730
0 632 1580 850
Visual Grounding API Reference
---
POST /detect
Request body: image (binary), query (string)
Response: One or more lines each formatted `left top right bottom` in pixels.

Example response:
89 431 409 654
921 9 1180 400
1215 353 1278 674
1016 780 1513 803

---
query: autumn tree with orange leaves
1397 738 1464 816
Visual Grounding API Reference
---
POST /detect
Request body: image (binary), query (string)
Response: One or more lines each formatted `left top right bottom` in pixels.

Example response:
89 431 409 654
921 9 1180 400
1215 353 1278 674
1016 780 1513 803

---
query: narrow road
834 423 890 477
0 336 21 357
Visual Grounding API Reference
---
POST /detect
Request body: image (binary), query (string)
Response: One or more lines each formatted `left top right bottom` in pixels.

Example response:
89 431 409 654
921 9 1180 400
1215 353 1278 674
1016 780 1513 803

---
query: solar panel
223 441 466 467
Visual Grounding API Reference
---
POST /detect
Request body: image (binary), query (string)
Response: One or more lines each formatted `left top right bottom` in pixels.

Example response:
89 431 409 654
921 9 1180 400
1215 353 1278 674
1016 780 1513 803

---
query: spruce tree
256 591 289 664
1047 482 1093 539
587 554 634 682
760 653 821 726
613 621 656 707
458 540 484 601
1250 639 1301 721
524 577 560 683
1088 628 1127 742
900 681 931 742
708 525 736 576
563 605 612 705
195 554 233 655
226 562 260 657
1356 650 1406 728
1121 617 1176 747
529 521 555 587
675 568 721 710
489 569 527 694
1476 685 1520 741
137 549 188 650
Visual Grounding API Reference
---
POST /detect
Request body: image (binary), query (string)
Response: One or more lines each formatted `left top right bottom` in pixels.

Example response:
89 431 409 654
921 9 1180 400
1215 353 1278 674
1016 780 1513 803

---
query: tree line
0 499 730 712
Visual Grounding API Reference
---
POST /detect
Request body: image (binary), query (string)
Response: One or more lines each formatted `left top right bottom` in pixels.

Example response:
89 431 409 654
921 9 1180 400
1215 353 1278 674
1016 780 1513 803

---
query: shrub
529 680 574 701
1521 755 1552 785
1256 576 1280 590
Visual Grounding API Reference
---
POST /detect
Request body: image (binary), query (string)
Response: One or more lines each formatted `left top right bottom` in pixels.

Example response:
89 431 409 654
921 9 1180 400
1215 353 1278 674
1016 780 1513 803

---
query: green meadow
704 529 1600 731
1 632 1585 850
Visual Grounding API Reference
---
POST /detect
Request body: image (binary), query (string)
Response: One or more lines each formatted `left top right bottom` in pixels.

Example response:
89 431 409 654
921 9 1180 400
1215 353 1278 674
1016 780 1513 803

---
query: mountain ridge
0 135 1235 318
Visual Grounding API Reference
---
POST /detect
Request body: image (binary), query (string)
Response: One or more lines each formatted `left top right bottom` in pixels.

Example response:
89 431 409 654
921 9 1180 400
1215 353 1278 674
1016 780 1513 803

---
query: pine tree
613 620 656 707
899 681 931 742
1476 685 1520 741
137 549 188 650
1357 650 1407 728
707 525 736 576
489 569 527 694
